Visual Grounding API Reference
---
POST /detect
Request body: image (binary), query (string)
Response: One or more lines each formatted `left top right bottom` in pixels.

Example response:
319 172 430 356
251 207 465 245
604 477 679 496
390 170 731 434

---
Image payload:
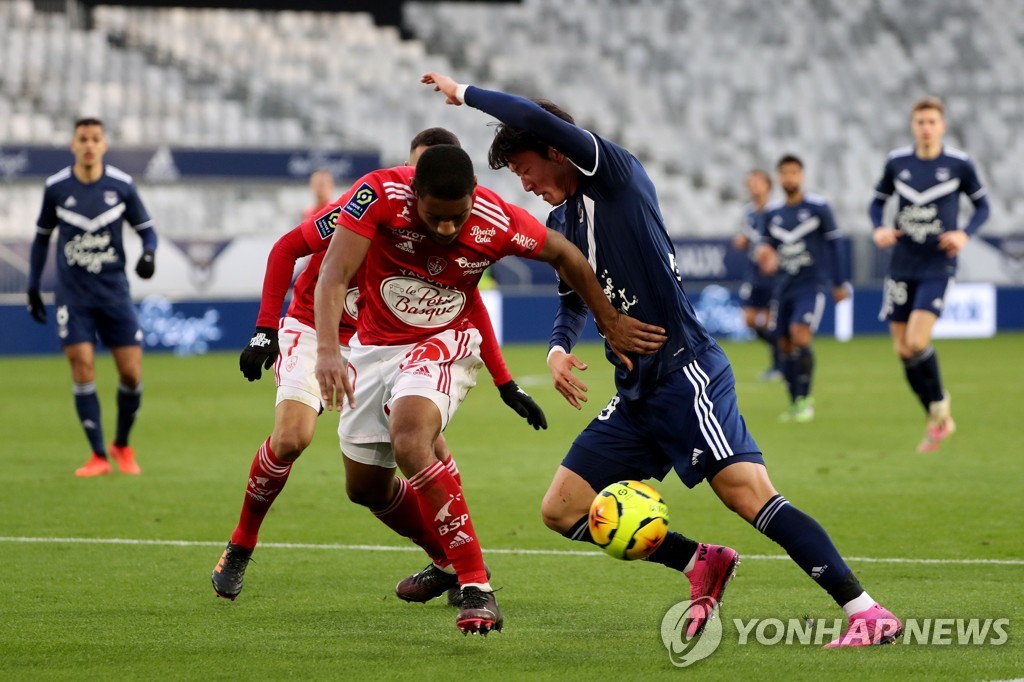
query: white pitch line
0 536 1021 565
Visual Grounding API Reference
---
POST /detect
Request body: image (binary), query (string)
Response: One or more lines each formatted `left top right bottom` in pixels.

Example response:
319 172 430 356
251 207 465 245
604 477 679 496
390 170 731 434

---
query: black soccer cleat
211 542 253 600
456 587 503 635
395 563 458 603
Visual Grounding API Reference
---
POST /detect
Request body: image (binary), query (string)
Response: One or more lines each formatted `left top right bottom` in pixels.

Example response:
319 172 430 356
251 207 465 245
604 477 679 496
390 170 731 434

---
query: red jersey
255 206 360 345
335 166 547 346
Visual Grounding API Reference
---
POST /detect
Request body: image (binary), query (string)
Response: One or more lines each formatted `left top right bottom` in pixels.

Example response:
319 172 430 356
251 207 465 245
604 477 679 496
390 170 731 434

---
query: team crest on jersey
104 190 118 206
427 256 447 276
315 207 342 240
343 183 379 220
936 167 950 182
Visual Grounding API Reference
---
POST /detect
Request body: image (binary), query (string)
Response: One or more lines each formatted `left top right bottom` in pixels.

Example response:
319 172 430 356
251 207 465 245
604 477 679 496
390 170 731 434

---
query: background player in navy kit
732 169 781 382
26 118 157 477
758 155 850 423
423 71 900 647
870 96 989 452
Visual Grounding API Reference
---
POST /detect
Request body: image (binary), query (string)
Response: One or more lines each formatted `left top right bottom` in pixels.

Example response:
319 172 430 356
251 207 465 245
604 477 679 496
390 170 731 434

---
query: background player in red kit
212 130 545 602
314 145 666 634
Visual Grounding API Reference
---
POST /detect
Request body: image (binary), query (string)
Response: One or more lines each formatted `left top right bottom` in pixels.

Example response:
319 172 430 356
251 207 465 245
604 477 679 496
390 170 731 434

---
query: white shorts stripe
682 364 728 461
690 362 736 459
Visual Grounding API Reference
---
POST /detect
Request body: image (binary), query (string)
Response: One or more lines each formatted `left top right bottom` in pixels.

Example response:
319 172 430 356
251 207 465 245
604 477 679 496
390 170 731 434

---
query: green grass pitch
2 334 1022 680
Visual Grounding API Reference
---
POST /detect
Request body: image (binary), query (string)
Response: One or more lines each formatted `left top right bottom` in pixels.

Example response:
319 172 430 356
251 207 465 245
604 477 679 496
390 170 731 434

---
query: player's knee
539 498 573 534
269 431 310 462
904 337 930 357
345 480 391 509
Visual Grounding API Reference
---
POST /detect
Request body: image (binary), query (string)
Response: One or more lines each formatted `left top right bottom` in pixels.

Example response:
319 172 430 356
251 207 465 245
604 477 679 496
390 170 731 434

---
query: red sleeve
255 226 316 328
335 174 391 240
467 289 512 386
503 203 548 258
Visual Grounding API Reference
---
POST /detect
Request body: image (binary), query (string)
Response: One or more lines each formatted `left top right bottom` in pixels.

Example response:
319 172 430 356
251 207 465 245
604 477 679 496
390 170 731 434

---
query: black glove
27 289 46 323
135 249 155 279
239 327 280 381
498 380 548 430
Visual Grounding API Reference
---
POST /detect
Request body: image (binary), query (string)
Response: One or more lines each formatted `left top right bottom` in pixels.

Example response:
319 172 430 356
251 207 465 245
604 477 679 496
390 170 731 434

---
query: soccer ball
588 480 670 560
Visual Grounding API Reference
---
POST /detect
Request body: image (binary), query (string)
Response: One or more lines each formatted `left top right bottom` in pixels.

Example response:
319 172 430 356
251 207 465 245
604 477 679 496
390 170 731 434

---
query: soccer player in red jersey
212 130 546 603
314 144 666 634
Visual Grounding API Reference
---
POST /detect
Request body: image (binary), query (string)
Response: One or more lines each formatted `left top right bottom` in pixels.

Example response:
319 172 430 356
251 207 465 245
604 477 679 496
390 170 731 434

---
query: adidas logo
64 196 77 207
395 240 415 254
811 564 828 579
898 169 912 180
448 530 473 550
692 448 703 466
413 366 432 377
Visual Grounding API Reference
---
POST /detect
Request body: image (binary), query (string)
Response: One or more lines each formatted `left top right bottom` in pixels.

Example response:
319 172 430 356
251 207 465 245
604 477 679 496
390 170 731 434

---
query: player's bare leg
542 465 734 637
711 462 902 647
391 395 500 635
65 342 110 476
109 345 143 474
213 399 316 600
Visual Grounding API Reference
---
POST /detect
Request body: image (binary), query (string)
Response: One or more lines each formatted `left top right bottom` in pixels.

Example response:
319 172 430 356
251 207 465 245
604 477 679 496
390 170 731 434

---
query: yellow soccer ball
588 480 670 560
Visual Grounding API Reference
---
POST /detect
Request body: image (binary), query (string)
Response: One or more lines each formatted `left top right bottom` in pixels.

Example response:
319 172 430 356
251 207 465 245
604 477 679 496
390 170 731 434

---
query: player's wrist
455 83 470 104
547 345 567 363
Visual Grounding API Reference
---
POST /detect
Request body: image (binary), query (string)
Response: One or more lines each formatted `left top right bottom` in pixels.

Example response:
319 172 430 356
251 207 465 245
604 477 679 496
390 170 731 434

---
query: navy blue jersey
741 202 774 288
763 195 845 297
34 165 155 306
465 86 713 400
871 146 988 279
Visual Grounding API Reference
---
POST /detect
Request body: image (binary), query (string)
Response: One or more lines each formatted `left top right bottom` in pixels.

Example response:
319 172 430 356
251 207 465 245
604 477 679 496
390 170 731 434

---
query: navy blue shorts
562 344 764 490
54 299 142 348
772 288 826 334
739 281 774 310
879 276 953 323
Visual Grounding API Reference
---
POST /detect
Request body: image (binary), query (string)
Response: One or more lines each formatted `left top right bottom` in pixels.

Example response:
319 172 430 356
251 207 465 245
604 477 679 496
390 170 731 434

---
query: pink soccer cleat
823 604 903 648
917 417 956 453
683 544 740 638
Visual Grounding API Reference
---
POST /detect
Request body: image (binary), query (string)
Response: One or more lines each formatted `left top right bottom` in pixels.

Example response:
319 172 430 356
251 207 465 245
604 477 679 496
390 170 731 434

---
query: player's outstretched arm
421 72 596 170
313 227 370 411
535 229 666 371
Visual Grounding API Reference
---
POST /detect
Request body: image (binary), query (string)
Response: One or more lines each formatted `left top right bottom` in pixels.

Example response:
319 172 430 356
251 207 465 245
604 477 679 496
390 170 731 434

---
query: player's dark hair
74 117 104 130
912 96 945 117
776 154 803 170
410 127 461 152
413 145 475 200
748 168 772 189
488 98 576 170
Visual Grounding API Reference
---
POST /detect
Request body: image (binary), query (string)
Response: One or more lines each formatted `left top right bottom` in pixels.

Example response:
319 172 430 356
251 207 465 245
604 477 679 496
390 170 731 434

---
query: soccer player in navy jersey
758 155 850 422
870 96 989 452
423 71 901 647
732 169 781 382
27 118 157 477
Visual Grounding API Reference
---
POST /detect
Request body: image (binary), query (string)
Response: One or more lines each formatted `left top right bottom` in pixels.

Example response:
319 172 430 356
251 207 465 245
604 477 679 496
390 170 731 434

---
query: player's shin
73 381 106 455
752 494 869 609
114 382 142 446
409 460 489 587
230 437 292 550
372 476 449 566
